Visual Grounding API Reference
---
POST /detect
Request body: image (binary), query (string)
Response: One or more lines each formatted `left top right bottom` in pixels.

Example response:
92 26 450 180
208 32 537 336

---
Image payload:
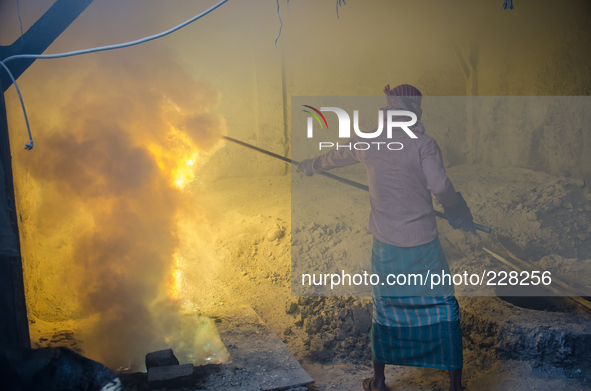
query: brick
147 363 193 389
145 348 179 370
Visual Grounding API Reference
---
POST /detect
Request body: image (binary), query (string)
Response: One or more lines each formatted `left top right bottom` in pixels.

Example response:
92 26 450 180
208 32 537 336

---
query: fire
146 96 205 189
173 153 199 189
168 252 185 302
150 100 204 299
147 137 198 189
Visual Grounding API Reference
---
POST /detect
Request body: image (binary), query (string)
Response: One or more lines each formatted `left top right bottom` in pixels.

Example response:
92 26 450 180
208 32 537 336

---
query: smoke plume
17 42 226 368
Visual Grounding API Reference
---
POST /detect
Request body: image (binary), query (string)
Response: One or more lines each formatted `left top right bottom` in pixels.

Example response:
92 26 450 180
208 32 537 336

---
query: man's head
384 84 422 105
383 84 423 120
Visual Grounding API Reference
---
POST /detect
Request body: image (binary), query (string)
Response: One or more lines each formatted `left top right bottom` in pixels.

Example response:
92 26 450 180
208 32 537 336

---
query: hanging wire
0 0 228 150
274 1 291 48
336 0 346 19
0 62 32 149
16 0 24 45
3 0 228 63
275 0 282 48
276 0 344 47
500 0 514 10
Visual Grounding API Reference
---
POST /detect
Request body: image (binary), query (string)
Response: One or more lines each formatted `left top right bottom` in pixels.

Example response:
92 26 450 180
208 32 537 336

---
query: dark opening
495 285 579 313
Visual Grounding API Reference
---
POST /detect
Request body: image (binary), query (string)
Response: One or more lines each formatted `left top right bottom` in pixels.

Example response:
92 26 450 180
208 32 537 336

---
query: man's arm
297 137 361 175
420 139 458 207
421 139 477 236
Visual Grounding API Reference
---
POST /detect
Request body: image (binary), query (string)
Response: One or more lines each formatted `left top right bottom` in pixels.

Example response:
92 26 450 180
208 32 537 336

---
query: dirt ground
194 163 591 391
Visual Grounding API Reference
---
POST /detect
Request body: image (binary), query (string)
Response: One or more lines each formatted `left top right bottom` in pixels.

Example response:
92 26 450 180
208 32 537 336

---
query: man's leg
449 369 463 391
372 362 388 391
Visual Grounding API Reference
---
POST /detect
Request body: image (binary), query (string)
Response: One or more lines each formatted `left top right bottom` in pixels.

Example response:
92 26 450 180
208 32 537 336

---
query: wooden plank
206 304 314 391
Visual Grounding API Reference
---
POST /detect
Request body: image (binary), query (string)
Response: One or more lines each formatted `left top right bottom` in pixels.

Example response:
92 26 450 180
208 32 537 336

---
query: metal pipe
223 136 491 233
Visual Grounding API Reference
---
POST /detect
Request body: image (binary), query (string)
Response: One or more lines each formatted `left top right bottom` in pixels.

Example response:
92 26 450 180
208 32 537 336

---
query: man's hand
297 159 318 176
443 192 477 236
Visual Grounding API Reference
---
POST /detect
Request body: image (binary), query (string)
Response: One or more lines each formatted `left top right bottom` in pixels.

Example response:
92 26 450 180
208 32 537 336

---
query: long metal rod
223 136 491 233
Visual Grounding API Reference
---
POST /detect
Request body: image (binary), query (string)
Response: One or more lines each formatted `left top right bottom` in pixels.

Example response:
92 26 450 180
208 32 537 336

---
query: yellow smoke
11 42 227 368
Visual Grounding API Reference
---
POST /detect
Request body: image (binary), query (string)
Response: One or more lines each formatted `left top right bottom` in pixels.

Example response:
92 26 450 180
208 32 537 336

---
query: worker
297 84 476 391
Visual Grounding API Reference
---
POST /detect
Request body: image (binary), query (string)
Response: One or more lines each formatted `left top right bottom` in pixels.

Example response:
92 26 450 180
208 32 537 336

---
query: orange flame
167 252 185 302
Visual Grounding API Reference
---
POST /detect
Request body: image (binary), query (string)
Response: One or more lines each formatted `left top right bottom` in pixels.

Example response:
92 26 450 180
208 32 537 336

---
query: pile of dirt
444 164 591 262
282 297 372 364
437 164 591 299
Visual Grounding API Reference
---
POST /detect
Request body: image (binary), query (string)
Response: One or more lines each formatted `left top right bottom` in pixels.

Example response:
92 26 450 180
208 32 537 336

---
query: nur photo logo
302 105 419 151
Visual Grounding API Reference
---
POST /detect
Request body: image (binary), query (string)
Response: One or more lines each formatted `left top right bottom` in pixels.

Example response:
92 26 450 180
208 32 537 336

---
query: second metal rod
223 136 491 233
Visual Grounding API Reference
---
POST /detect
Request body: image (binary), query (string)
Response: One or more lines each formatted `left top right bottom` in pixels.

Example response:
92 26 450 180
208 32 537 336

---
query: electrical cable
274 0 282 48
16 0 24 44
500 0 514 10
0 61 32 149
3 0 228 63
336 0 346 19
276 0 345 47
0 0 228 150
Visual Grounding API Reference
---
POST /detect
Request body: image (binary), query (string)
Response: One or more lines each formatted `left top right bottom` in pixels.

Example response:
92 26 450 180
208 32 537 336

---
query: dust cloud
16 42 227 368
